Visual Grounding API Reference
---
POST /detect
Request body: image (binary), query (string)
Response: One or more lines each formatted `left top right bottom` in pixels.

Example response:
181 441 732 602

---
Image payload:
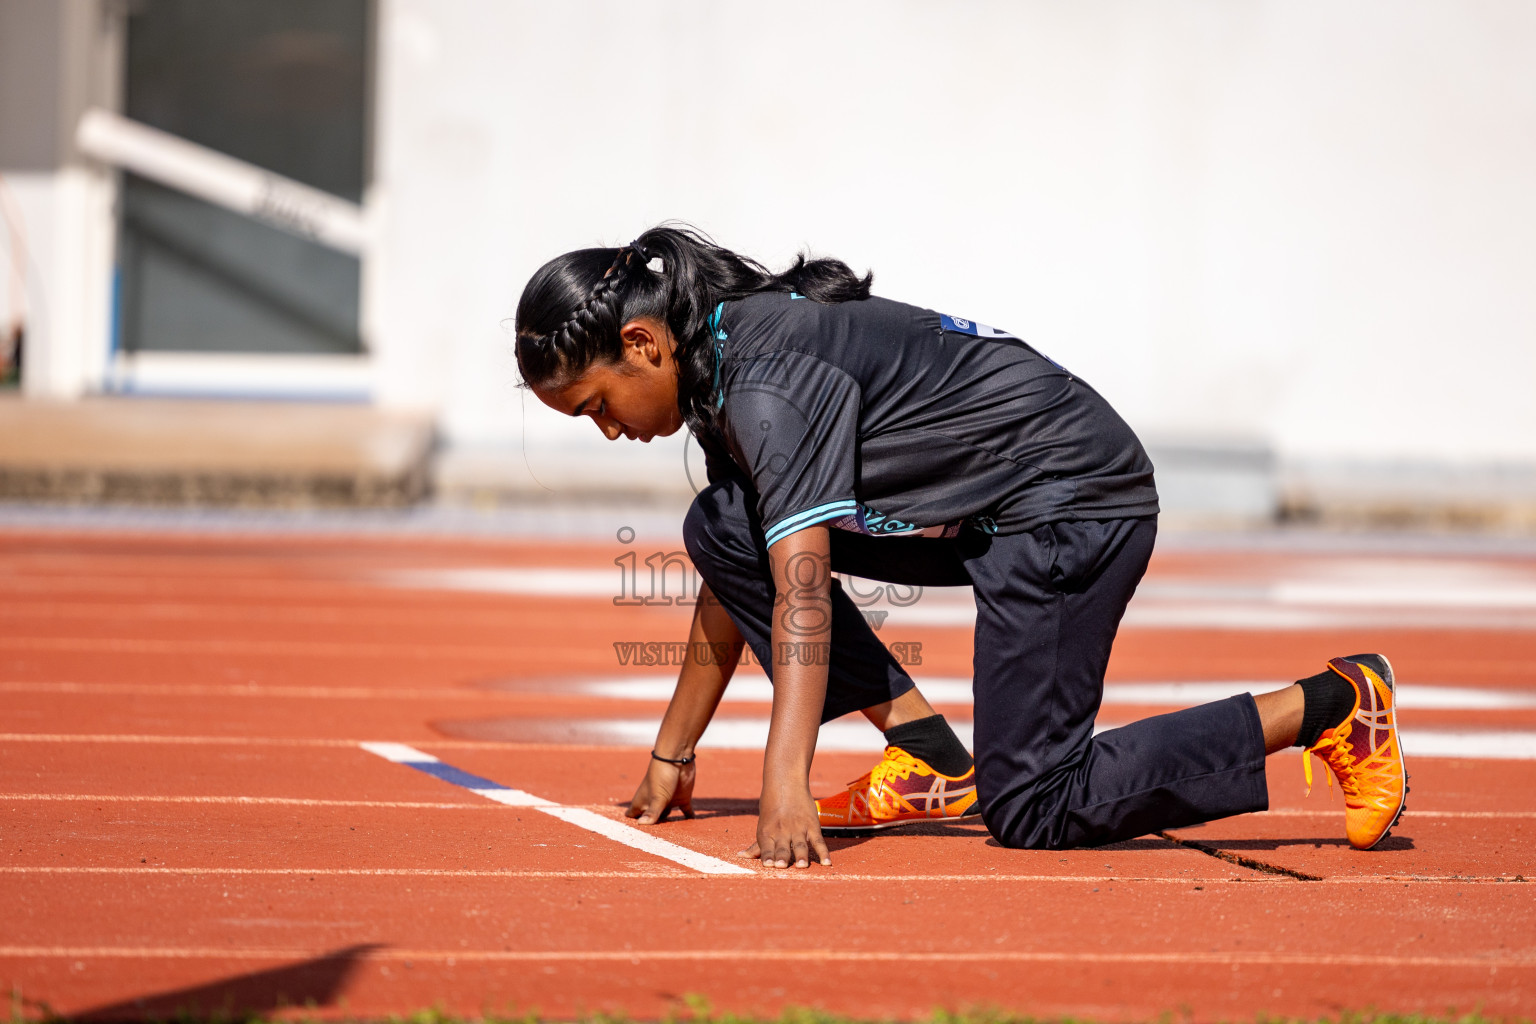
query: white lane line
0 681 530 701
377 567 617 596
0 733 371 747
1405 730 1536 759
10 724 1536 758
0 794 492 809
0 868 1194 882
1246 808 1536 819
0 868 692 878
2 868 1521 884
359 742 752 876
1273 581 1536 610
358 741 441 763
573 675 1536 710
6 678 1534 710
0 733 618 751
537 806 754 875
546 718 1536 759
377 566 1536 610
1109 681 1536 709
3 795 1530 820
1 946 1531 968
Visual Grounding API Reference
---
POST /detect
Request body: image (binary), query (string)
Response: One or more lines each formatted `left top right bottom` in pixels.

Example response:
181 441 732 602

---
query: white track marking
0 794 489 808
0 681 533 701
472 788 554 807
568 675 1536 710
538 806 750 875
377 567 618 596
0 636 559 660
359 742 752 876
1244 808 1536 819
530 718 1536 759
0 733 615 750
1402 730 1536 758
358 741 439 763
4 678 1532 713
370 562 1536 630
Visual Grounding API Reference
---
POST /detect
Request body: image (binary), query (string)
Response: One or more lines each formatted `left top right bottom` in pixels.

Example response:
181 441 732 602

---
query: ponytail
513 224 871 435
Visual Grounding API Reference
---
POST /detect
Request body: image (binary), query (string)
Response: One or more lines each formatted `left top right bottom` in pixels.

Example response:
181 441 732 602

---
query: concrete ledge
0 396 434 507
1144 440 1278 529
1281 461 1536 532
433 436 696 506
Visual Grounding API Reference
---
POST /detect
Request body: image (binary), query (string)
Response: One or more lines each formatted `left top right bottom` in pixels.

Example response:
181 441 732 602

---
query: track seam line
0 681 541 701
0 733 637 752
2 789 1531 818
0 868 690 878
2 946 1532 967
0 793 493 808
0 636 593 661
359 742 754 876
1154 830 1325 881
0 867 1523 882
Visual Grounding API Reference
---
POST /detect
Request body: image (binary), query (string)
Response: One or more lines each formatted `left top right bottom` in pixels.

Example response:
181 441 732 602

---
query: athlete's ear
620 318 668 365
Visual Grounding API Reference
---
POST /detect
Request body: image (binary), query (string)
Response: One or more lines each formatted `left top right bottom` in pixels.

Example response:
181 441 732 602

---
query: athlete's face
535 317 685 443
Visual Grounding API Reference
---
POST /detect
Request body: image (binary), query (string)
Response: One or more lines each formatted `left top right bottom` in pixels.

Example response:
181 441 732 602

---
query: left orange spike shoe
815 745 981 832
1304 653 1409 850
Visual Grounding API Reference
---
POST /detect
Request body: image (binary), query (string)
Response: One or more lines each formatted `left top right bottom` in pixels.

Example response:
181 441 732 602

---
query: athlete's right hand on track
626 756 696 825
742 781 831 869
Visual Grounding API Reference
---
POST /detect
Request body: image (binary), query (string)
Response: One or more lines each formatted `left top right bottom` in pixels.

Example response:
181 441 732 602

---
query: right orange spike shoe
816 745 981 832
1303 653 1408 850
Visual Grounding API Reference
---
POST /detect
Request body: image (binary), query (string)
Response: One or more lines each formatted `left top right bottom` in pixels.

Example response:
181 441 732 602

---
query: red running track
2 529 1534 1020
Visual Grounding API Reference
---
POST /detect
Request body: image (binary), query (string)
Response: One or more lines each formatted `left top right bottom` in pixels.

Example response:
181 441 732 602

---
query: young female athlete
513 225 1407 869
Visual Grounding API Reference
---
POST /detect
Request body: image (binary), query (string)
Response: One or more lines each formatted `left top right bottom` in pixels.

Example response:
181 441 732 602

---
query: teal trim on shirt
763 499 860 548
709 301 727 411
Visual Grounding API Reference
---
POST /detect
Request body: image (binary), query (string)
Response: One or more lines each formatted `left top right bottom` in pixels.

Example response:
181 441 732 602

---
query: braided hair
514 224 872 436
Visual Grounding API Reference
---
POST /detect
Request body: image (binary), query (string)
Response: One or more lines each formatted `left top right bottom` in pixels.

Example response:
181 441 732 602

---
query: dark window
117 0 370 355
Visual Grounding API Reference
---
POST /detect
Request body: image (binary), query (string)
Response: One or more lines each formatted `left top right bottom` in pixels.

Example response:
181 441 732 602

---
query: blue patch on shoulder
940 313 1017 339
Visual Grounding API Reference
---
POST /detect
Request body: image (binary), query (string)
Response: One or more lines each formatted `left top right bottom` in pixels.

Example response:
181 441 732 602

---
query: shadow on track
681 797 759 819
1170 834 1416 852
62 943 383 1021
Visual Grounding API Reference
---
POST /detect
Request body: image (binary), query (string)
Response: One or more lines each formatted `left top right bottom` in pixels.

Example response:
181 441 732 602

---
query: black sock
1293 669 1357 748
883 714 973 777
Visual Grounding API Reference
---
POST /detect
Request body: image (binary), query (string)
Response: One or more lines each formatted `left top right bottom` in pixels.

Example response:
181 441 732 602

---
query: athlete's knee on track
977 779 1079 851
981 801 1064 850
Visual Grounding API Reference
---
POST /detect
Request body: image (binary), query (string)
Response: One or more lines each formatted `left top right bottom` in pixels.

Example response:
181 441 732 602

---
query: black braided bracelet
651 750 696 766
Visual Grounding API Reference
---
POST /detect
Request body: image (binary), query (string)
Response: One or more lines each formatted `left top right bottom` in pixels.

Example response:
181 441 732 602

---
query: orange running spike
816 745 981 832
1303 653 1408 850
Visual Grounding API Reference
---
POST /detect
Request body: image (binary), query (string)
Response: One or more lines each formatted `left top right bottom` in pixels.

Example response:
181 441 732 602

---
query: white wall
369 0 1536 494
11 2 1530 495
0 0 120 401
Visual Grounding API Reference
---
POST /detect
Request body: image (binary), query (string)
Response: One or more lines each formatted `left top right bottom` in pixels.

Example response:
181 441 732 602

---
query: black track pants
683 477 1269 850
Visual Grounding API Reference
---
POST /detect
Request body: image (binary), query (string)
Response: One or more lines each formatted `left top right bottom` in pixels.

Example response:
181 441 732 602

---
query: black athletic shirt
697 291 1158 549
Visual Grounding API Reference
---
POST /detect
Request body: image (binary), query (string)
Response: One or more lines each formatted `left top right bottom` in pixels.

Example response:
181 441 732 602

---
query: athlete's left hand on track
625 756 696 825
741 783 830 869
